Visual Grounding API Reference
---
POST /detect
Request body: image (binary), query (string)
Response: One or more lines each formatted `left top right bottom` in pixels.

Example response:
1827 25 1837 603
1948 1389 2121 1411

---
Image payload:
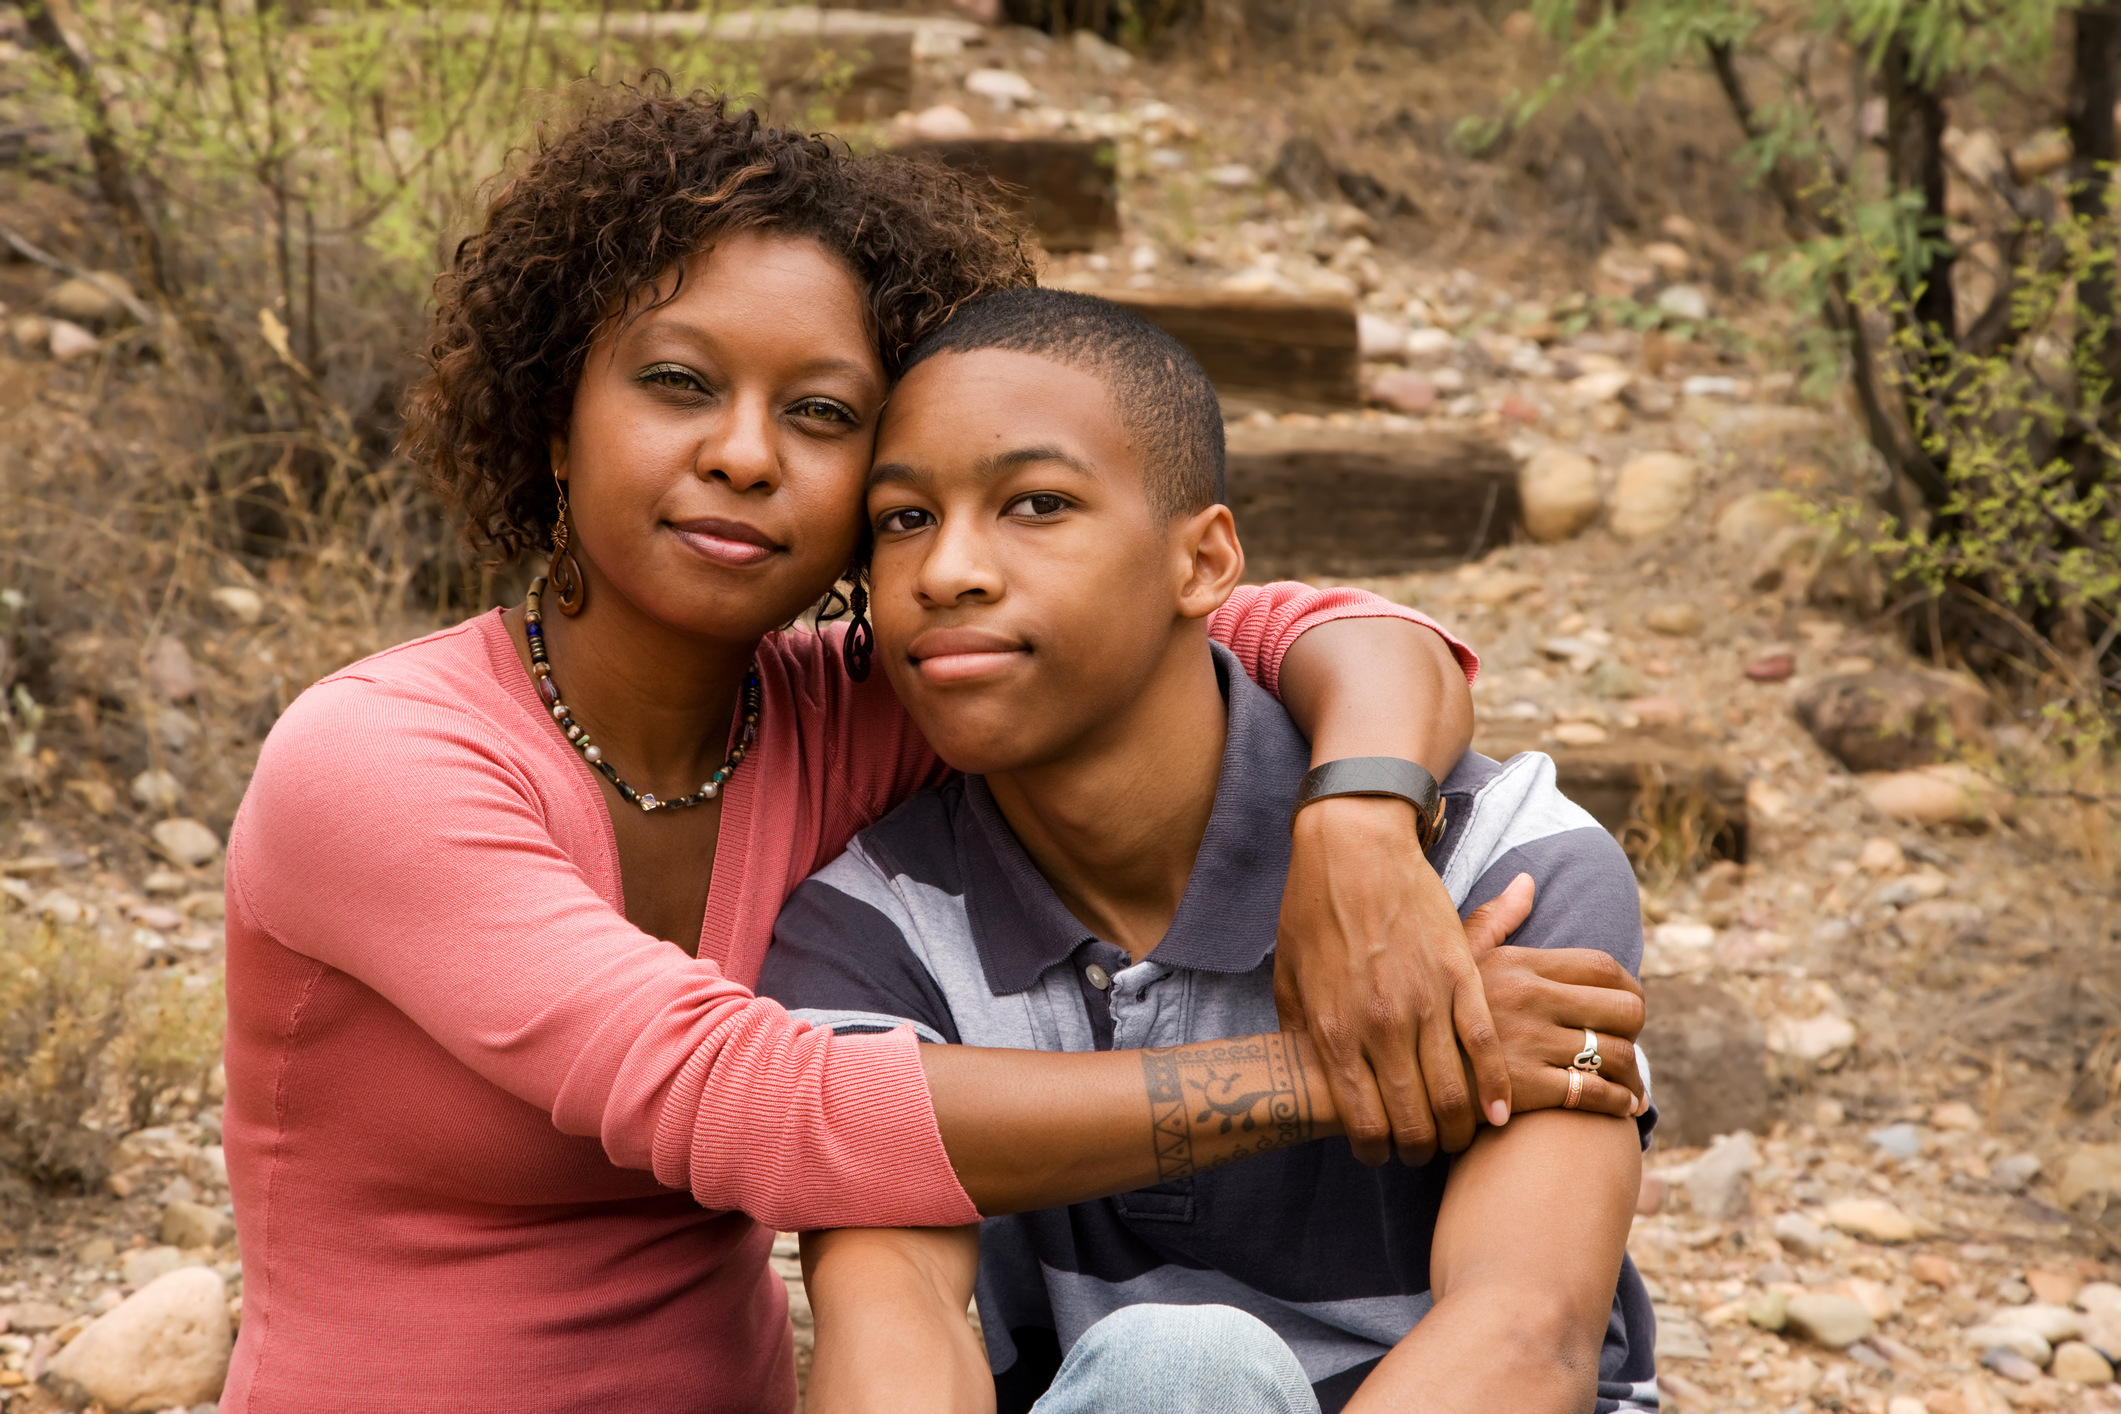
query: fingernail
1487 1100 1510 1127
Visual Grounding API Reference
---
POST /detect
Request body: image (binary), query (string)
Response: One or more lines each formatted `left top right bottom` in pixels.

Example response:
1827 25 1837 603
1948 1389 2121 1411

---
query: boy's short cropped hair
899 287 1226 520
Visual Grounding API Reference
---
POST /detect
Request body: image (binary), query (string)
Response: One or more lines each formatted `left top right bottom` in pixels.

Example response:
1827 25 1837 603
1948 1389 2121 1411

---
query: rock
1518 448 1602 543
1403 327 1456 362
911 104 975 140
1857 837 1907 874
1686 1131 1758 1220
48 319 100 360
1657 284 1710 321
10 312 52 354
1552 722 1609 746
6 1301 76 1333
66 778 118 816
963 68 1035 106
208 587 263 625
49 272 135 326
1997 1278 2034 1306
1467 570 1544 606
150 819 221 869
2053 1341 2115 1384
1627 695 1687 730
42 1267 230 1412
79 1237 117 1266
1567 369 1633 405
2057 1145 2121 1214
147 636 198 702
1887 1399 1930 1414
1995 1305 2084 1343
1636 1173 1666 1215
2078 1283 2121 1316
1875 871 1950 908
1980 1347 2044 1383
1611 453 1699 539
160 1201 234 1251
1682 374 1745 399
1771 1212 1832 1256
1869 1122 1925 1160
1368 368 1437 414
1794 668 1990 772
1785 1294 1875 1349
2086 1311 2121 1362
2026 1271 2082 1307
120 1247 190 1289
1822 1198 1920 1243
1358 313 1409 358
1539 635 1605 666
1638 980 1768 1146
1748 1289 1790 1330
1767 1012 1856 1067
143 869 189 896
1655 1309 1712 1360
1912 1255 1958 1287
1861 766 1988 827
1644 601 1705 636
132 770 181 811
1744 649 1796 682
1206 163 1257 189
1071 28 1133 74
1715 490 1804 545
1589 661 1645 700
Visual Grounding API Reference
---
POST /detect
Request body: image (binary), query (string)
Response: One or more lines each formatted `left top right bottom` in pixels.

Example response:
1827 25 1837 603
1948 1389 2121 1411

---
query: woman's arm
1343 1108 1642 1414
802 1226 990 1414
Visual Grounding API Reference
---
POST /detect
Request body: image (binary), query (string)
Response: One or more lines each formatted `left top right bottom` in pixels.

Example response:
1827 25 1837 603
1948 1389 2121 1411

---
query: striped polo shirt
758 645 1661 1414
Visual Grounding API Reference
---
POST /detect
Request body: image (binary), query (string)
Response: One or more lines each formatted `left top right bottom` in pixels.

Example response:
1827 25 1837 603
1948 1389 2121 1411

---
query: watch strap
1291 757 1447 850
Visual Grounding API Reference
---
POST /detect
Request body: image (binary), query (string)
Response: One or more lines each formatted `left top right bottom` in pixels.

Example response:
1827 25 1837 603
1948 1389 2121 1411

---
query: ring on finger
1571 1026 1602 1073
1563 1067 1585 1110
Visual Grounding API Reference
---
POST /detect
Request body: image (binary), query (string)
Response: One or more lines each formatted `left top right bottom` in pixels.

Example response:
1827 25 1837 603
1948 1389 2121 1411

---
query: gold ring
1572 1027 1602 1073
1564 1067 1585 1110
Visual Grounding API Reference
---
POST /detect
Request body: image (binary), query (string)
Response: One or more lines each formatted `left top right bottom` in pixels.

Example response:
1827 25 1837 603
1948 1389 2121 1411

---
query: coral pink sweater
220 586 1473 1414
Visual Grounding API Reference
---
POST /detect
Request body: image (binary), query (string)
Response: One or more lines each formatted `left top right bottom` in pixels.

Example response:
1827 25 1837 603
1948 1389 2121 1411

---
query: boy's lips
907 627 1029 684
668 517 781 567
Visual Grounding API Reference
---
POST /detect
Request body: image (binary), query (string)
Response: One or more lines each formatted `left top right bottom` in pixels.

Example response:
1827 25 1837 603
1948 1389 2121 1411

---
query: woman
220 93 1642 1413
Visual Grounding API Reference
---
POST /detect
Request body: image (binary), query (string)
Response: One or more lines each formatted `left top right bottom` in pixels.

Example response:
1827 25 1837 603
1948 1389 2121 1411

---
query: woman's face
554 230 884 642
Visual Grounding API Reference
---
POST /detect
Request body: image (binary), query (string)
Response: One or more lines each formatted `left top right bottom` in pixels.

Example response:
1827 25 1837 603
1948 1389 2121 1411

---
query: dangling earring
549 481 586 618
842 578 874 681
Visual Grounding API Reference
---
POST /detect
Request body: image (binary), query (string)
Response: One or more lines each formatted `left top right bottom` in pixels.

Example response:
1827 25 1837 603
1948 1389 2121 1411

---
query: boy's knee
1043 1304 1318 1414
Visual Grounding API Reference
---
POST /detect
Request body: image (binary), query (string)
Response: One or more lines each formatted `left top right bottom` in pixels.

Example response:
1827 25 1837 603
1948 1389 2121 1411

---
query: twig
0 220 158 327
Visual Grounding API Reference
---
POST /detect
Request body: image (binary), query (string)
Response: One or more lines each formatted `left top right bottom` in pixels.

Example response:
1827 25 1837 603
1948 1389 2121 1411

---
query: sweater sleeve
1208 582 1480 698
225 674 978 1232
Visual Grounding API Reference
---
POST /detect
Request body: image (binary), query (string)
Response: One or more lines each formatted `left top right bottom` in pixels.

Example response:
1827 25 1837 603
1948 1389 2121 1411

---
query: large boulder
1794 667 1990 772
1610 452 1699 539
1519 448 1602 544
43 1266 230 1412
1639 980 1768 1147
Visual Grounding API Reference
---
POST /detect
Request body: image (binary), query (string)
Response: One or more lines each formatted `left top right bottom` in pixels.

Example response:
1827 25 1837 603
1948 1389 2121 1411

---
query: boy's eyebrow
868 445 1091 490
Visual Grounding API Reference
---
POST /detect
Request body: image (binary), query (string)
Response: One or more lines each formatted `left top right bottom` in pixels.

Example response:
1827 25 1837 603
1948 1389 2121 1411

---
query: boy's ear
1173 503 1245 622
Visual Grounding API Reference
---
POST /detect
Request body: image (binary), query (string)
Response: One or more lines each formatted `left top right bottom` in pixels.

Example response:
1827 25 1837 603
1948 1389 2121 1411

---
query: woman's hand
1272 615 1500 1170
1464 872 1646 1120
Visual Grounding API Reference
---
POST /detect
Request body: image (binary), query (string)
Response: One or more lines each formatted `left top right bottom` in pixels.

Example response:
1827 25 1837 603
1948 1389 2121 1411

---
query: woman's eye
639 364 706 394
1007 493 1070 518
792 398 856 425
876 507 935 534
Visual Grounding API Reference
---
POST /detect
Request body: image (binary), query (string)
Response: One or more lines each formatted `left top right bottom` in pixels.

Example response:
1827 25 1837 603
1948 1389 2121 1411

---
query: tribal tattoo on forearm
1141 1035 1320 1181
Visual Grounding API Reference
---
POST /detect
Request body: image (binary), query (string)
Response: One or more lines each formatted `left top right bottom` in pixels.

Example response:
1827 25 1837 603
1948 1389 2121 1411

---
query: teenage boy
758 289 1658 1414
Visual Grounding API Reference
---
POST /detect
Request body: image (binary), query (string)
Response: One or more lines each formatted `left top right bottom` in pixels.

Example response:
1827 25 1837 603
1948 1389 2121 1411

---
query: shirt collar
957 643 1311 996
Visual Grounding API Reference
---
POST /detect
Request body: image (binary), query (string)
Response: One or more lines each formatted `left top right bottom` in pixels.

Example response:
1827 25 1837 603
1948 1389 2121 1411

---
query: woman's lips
908 627 1029 683
668 517 780 568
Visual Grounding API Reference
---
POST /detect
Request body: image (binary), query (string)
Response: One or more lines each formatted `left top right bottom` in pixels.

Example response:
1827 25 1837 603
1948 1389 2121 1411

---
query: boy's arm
1344 1107 1641 1413
801 1225 991 1414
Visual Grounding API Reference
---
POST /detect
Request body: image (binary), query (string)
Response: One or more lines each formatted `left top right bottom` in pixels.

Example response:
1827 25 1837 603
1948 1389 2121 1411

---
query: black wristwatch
1291 757 1447 851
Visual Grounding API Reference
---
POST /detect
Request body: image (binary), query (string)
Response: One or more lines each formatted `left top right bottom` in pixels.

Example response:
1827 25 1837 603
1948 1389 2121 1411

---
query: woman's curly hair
403 88 1037 562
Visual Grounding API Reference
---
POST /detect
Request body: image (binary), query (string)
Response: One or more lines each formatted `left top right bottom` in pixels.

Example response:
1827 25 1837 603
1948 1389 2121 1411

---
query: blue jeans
1030 1304 1322 1414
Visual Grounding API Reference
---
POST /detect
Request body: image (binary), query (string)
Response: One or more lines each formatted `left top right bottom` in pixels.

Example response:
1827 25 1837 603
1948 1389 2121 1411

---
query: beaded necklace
524 575 761 813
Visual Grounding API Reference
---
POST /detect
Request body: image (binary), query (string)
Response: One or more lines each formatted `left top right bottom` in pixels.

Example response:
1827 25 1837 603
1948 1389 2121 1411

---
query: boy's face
866 348 1232 776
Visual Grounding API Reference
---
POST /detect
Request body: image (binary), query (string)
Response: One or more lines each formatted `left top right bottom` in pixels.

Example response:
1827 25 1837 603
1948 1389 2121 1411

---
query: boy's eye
1006 493 1070 518
876 507 935 534
639 364 707 394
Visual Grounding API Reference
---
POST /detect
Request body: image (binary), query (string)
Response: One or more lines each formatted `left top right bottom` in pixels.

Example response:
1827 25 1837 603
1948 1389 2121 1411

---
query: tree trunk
2068 6 2121 420
1881 38 1956 350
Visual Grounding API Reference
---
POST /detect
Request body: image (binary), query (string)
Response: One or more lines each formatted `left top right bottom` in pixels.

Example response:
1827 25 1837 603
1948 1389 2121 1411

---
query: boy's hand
1276 795 1509 1167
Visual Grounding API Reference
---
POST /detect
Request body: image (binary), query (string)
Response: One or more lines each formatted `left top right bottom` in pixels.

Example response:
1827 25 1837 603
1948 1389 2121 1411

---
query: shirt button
1084 963 1112 991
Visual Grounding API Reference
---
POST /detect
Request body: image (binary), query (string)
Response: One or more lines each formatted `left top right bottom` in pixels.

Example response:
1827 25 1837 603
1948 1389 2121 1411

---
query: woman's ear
549 437 570 482
1173 503 1245 622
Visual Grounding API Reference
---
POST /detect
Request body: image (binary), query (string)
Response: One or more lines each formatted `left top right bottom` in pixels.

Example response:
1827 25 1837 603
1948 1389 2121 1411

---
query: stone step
1103 288 1361 411
1225 425 1517 580
895 138 1119 253
1471 731 1749 863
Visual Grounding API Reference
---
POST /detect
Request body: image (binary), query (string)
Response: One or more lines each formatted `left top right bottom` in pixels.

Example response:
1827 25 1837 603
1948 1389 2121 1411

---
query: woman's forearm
921 1032 1341 1215
1277 616 1474 777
